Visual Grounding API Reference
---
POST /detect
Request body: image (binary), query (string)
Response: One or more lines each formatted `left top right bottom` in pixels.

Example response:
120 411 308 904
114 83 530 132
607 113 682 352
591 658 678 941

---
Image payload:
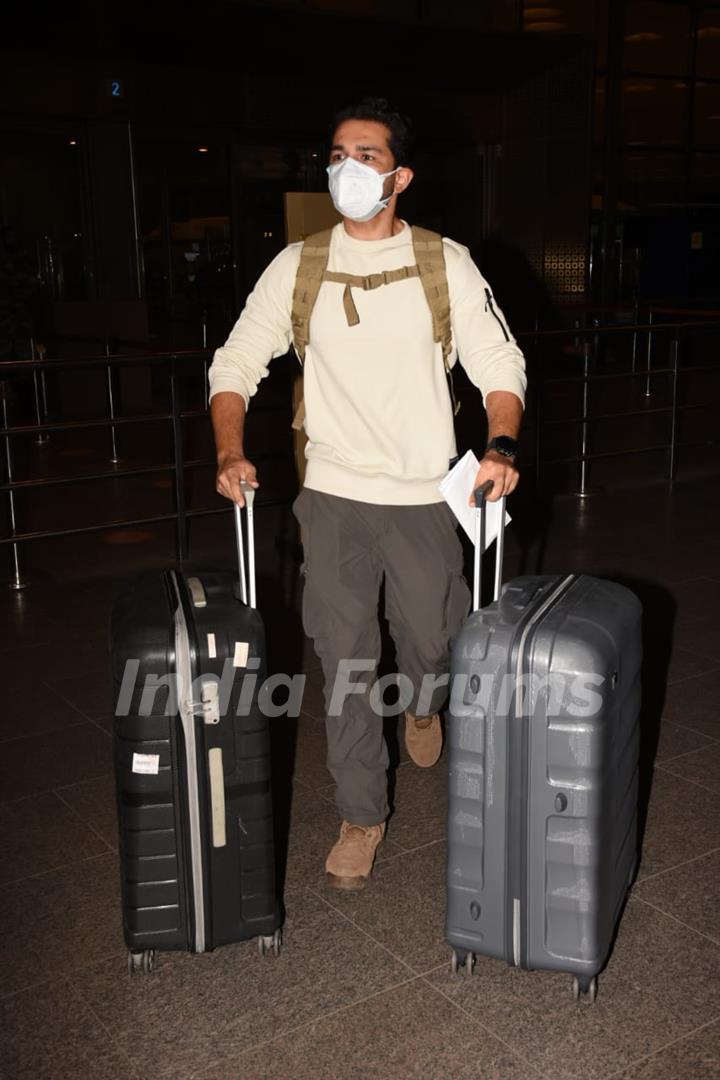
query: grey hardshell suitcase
445 483 642 1002
111 485 282 974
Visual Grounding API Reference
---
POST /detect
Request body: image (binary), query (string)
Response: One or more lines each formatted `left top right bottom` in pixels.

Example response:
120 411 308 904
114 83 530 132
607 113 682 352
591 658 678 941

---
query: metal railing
1 317 719 588
517 318 720 497
0 347 290 589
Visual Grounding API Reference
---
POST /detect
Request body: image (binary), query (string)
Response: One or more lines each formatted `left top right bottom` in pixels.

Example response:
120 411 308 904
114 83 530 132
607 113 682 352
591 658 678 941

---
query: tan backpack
290 225 459 434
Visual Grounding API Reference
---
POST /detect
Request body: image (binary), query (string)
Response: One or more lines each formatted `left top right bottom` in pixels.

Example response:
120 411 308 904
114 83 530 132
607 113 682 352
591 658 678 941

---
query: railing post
105 336 121 464
170 356 188 562
32 370 47 445
201 309 210 410
668 329 680 487
644 310 654 397
534 386 542 490
30 339 49 447
37 344 50 444
1 381 28 590
575 341 594 498
631 298 639 373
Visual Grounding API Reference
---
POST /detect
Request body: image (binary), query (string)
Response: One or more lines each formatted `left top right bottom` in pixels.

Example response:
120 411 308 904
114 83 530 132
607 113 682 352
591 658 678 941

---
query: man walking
209 98 526 890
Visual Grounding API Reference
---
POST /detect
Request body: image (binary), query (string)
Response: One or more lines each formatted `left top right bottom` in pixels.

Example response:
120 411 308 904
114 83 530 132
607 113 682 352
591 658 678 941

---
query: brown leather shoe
325 821 386 891
404 710 443 768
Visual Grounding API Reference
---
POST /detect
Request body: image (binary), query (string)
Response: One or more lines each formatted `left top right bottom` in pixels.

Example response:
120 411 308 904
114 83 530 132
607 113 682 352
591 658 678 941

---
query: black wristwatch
486 435 518 459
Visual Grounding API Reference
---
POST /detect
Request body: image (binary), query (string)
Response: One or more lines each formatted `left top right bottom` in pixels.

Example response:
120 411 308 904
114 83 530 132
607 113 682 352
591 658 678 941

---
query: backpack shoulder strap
291 228 334 364
411 226 452 368
411 225 460 414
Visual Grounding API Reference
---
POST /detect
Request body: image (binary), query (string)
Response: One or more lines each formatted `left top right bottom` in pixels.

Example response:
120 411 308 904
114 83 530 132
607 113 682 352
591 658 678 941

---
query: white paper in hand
439 449 511 548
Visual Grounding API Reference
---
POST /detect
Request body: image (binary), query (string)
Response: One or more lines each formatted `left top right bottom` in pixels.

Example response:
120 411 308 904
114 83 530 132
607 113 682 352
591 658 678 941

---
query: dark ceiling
2 1 588 92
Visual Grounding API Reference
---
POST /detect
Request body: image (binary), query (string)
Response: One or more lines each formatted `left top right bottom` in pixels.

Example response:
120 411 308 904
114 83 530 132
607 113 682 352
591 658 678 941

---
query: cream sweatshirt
209 222 527 505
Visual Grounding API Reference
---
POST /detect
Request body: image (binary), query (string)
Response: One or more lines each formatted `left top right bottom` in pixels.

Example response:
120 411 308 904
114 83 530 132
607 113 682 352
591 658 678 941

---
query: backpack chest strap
323 264 421 326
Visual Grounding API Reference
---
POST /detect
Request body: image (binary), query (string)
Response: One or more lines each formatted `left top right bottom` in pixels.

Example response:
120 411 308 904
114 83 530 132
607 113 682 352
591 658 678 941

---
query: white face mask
327 157 399 222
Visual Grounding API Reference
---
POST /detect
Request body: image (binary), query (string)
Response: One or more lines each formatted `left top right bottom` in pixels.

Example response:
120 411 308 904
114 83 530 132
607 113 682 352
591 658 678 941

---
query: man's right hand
216 454 259 506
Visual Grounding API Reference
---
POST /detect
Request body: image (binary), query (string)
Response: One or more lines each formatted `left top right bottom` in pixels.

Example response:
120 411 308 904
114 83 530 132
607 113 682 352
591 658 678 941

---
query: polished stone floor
1 475 719 1080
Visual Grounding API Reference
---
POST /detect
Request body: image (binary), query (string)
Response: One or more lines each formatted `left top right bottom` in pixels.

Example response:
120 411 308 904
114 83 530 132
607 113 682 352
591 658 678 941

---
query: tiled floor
1 475 719 1079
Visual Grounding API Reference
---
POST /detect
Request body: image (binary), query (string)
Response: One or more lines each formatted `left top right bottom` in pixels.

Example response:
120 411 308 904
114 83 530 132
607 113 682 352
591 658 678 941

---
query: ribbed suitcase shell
446 573 642 984
110 570 280 957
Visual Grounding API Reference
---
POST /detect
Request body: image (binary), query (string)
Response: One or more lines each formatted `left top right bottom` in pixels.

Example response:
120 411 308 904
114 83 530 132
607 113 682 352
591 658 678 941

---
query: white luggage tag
439 450 510 547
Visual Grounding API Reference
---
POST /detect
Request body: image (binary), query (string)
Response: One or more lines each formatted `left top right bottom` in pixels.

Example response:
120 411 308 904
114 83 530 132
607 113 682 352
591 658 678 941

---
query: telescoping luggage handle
233 481 256 609
472 481 506 612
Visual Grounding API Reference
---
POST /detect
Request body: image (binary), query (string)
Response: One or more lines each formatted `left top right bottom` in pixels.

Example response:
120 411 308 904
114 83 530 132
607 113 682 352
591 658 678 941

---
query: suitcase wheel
571 974 597 1004
127 949 155 976
257 928 282 958
450 948 474 977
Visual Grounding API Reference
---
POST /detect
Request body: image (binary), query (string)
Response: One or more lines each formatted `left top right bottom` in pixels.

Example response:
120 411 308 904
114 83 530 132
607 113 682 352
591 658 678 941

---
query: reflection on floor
1 475 719 1080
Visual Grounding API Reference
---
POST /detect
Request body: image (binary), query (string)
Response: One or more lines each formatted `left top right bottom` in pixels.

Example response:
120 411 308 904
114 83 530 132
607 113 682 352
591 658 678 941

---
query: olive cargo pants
293 488 471 825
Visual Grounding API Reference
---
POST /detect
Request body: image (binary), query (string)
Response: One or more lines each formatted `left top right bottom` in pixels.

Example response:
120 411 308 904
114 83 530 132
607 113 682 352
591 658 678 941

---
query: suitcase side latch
200 678 220 724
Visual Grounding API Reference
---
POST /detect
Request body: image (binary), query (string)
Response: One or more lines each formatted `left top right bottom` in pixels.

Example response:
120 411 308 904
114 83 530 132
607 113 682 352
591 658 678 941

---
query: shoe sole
326 872 368 891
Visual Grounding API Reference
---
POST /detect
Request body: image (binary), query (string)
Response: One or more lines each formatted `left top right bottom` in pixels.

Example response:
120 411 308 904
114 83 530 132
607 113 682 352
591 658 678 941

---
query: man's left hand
468 450 519 505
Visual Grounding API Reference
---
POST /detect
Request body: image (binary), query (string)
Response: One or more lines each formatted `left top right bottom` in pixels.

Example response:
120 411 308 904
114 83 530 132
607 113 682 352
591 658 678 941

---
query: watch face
491 436 518 457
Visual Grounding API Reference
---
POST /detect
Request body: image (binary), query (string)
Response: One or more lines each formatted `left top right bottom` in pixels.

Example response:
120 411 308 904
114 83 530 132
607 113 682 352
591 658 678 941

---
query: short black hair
330 97 414 168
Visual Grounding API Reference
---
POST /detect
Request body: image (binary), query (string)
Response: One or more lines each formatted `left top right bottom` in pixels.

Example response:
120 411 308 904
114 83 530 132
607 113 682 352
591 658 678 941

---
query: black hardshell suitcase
110 486 282 973
445 483 642 1002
